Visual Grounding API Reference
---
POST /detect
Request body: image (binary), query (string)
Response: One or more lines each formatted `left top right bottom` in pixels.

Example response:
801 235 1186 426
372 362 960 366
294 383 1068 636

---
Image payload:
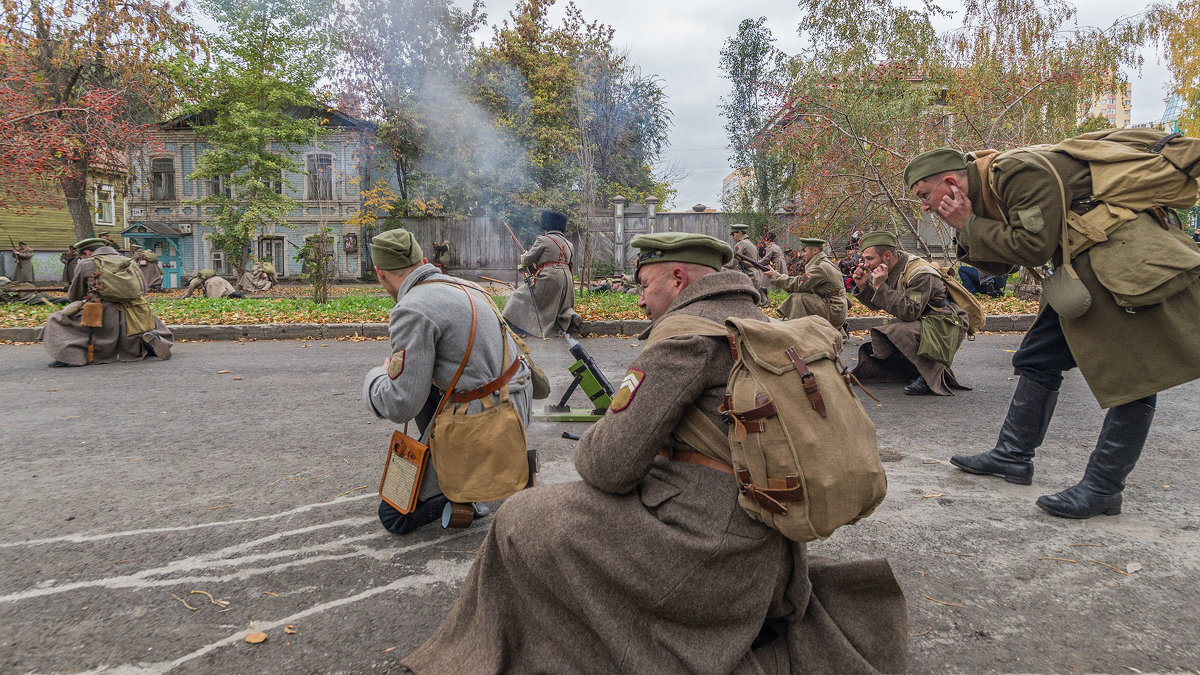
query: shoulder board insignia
387 350 405 379
609 368 645 412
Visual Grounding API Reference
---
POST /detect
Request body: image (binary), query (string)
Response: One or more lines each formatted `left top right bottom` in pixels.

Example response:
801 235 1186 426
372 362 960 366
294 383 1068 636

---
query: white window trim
305 153 334 201
94 184 115 225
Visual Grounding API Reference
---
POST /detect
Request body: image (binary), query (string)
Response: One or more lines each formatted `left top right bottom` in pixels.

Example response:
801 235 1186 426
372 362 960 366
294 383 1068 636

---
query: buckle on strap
784 347 827 418
448 357 522 403
719 393 776 442
735 469 804 515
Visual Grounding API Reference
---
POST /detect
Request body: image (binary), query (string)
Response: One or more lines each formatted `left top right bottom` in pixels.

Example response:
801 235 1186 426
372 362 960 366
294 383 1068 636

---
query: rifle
735 251 770 272
501 221 527 254
480 275 516 290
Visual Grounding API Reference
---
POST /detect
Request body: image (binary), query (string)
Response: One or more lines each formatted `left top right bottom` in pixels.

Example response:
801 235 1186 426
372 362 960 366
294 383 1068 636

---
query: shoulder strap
644 315 727 347
414 281 477 433
1022 152 1074 276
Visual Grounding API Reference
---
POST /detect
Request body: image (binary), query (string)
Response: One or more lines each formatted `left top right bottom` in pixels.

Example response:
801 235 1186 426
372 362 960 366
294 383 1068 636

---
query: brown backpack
647 314 886 542
899 256 987 336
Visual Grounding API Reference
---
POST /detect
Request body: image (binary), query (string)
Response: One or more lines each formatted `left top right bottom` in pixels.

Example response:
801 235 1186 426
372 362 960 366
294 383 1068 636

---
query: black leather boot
950 377 1058 485
1036 399 1155 519
378 494 450 535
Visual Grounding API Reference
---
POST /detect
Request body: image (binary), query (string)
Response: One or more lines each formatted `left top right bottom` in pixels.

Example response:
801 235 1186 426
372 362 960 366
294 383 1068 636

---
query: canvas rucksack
899 256 987 337
91 255 146 302
646 314 886 542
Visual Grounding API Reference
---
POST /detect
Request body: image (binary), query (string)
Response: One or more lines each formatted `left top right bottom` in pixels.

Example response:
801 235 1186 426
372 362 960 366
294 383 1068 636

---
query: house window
206 174 232 198
151 159 176 200
211 250 227 275
94 184 115 225
257 237 286 276
307 154 333 200
271 169 284 195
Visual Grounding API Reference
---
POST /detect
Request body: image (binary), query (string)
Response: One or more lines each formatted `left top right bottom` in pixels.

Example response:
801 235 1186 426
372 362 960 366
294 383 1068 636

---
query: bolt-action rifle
735 251 770 272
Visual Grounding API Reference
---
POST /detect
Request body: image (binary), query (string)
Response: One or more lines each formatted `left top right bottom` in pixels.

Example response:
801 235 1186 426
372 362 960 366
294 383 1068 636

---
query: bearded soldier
501 210 582 337
40 237 173 366
849 230 970 396
363 228 532 534
400 232 906 673
723 223 767 306
906 141 1200 518
764 237 848 328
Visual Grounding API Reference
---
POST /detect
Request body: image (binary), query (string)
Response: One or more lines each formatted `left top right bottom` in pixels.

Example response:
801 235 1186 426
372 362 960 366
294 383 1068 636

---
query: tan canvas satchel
427 281 532 503
647 314 886 542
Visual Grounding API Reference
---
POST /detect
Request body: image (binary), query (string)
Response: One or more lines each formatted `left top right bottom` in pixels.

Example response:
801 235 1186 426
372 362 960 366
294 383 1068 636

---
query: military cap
198 268 216 280
798 238 827 248
369 228 424 270
540 210 568 231
858 230 900 250
904 148 967 187
630 232 733 272
73 237 107 251
728 223 749 233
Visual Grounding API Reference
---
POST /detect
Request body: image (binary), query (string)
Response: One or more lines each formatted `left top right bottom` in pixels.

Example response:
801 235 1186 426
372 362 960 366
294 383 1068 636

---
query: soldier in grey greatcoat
40 237 173 367
765 237 849 327
401 232 907 674
849 230 970 396
60 246 78 283
184 269 243 298
11 242 34 283
363 228 532 535
501 210 582 337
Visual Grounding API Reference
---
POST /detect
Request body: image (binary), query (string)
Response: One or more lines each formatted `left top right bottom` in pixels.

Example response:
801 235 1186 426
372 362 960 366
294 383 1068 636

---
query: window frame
306 154 333 201
94 183 115 225
150 158 176 201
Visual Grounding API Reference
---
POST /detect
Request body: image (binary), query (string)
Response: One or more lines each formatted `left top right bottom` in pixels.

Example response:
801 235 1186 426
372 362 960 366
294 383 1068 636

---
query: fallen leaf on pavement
284 625 297 634
217 370 230 374
381 647 396 653
1126 562 1143 574
245 632 268 644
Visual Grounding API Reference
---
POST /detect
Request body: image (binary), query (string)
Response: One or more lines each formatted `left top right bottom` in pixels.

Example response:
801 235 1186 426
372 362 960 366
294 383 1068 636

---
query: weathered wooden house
125 107 374 285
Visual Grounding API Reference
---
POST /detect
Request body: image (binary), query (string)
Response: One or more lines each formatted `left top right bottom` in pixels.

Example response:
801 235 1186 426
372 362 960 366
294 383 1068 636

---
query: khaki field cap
904 148 967 187
370 228 424 270
631 232 733 272
73 237 107 251
729 223 749 233
799 238 827 247
858 230 900 250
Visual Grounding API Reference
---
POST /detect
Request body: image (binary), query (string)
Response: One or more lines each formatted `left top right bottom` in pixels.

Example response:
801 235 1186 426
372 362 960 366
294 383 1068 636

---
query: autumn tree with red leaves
0 0 200 240
759 0 1151 253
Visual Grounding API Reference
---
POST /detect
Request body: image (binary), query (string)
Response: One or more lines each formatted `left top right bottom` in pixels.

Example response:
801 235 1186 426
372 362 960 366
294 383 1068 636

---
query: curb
1 315 1038 343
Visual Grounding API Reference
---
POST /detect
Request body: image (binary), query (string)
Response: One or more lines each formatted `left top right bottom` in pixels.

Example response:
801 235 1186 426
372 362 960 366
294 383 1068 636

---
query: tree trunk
60 155 95 242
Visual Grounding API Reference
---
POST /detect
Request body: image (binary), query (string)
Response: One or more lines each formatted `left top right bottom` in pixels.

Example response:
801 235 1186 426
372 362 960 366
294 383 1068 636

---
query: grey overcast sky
466 0 1173 212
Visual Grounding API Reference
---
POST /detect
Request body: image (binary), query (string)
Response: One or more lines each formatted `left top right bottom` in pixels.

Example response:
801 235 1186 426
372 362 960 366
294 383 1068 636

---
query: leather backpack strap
414 280 477 423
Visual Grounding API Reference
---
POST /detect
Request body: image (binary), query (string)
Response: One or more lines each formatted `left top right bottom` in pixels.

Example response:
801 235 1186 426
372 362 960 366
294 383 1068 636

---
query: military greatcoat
761 241 787 274
851 251 969 396
13 246 34 283
501 230 580 337
401 270 908 674
132 250 163 290
771 252 848 327
40 246 174 365
960 151 1200 408
724 237 764 291
184 275 238 298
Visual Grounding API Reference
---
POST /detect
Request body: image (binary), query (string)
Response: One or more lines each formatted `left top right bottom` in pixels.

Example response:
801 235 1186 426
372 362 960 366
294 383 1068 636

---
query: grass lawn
1 284 1039 329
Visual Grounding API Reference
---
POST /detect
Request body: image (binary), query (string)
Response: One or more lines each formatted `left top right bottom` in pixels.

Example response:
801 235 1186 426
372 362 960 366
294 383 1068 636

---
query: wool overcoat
851 252 969 396
132 251 163 290
501 230 579 337
184 275 238 298
771 252 848 327
401 270 907 674
40 246 174 366
959 151 1200 408
13 247 34 283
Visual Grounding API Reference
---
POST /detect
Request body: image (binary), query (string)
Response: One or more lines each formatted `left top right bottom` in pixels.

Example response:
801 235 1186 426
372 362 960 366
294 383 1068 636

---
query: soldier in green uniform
723 223 767 306
764 237 848 328
849 230 970 396
905 145 1200 518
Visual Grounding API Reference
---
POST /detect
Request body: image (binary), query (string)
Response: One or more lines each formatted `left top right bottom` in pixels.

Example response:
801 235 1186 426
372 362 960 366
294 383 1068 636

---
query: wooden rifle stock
735 252 770 272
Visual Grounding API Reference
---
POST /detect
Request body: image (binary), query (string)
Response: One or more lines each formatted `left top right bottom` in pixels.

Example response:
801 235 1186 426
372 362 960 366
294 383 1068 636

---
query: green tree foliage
719 17 791 235
760 0 1149 249
1149 0 1200 134
335 0 485 216
185 0 334 274
472 0 672 231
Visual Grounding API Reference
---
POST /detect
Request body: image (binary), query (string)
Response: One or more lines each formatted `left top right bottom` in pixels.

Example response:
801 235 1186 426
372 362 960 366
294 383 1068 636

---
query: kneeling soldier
765 237 848 329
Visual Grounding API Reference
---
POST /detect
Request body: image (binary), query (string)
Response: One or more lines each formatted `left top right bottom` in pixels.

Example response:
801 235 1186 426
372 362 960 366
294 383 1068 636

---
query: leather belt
448 357 522 403
658 448 734 475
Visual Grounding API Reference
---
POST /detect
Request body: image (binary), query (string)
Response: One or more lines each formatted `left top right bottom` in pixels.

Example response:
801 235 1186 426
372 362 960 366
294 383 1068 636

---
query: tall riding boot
1036 399 1155 519
950 377 1058 485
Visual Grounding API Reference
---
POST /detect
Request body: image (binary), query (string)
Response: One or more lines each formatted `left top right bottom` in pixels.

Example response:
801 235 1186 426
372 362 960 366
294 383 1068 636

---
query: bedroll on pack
92 255 146 302
648 315 887 542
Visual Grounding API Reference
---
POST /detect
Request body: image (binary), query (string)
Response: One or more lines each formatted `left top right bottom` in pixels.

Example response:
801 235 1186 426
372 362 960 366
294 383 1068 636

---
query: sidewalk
0 314 1038 342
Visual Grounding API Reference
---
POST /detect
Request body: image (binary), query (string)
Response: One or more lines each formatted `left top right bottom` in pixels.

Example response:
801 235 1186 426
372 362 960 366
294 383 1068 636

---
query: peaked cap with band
630 232 733 272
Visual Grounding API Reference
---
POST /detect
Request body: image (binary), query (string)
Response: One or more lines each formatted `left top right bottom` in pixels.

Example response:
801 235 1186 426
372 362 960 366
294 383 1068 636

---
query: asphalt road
1 333 1198 673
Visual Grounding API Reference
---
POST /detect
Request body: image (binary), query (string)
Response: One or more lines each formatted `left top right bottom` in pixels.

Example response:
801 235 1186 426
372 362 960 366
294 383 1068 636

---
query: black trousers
1012 306 1155 408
